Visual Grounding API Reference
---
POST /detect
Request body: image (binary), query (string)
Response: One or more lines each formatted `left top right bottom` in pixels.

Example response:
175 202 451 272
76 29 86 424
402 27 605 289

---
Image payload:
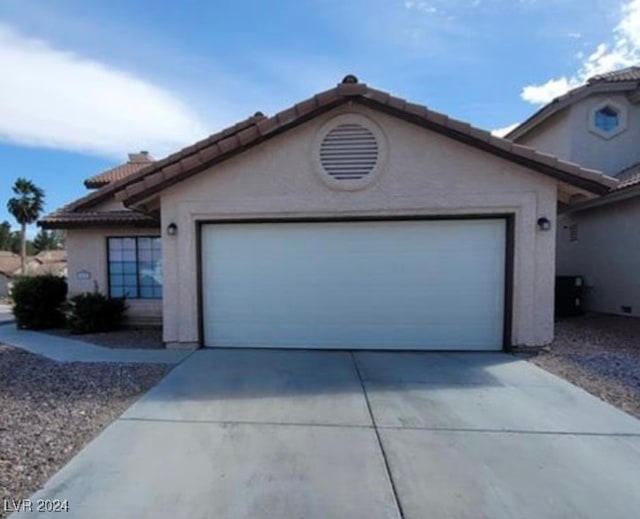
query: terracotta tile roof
588 66 640 84
616 161 640 181
564 161 640 213
84 152 155 188
617 174 640 190
612 162 640 191
57 78 614 210
39 210 159 229
507 66 640 140
40 77 618 231
45 116 261 218
0 251 21 276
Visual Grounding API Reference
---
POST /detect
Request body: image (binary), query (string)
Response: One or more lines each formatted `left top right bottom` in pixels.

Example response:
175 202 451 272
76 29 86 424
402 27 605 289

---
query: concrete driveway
17 350 640 518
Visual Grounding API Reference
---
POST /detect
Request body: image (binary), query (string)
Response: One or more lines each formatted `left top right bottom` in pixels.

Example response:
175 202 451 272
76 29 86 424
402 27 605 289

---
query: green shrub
66 292 126 334
12 275 68 329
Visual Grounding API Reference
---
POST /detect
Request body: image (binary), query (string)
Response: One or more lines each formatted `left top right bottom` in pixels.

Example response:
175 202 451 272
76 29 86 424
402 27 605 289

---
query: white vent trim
313 113 387 191
588 98 627 140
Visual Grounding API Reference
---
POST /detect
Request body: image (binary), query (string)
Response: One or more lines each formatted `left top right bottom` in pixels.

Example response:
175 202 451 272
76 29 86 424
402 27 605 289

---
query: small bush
12 275 68 329
66 293 127 334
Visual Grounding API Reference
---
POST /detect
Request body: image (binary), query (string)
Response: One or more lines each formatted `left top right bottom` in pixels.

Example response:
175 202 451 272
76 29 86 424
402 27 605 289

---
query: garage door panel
208 286 502 322
202 220 506 350
207 322 502 349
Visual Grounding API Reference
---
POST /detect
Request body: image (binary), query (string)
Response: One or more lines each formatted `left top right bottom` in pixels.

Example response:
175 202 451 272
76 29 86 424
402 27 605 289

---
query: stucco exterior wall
518 110 573 161
557 197 640 317
518 93 640 176
159 104 559 348
66 227 162 326
569 93 640 175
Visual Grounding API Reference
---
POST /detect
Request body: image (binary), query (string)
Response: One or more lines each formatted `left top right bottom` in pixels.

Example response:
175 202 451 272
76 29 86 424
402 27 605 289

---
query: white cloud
521 77 577 105
404 1 438 14
491 123 520 138
521 0 640 105
0 24 207 158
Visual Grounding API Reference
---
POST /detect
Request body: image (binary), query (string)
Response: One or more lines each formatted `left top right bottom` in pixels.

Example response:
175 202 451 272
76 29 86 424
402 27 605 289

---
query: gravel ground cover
44 327 163 349
0 345 168 517
523 315 640 419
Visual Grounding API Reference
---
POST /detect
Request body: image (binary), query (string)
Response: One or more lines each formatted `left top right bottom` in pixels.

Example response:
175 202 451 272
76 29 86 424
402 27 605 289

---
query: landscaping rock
0 344 168 516
526 315 640 419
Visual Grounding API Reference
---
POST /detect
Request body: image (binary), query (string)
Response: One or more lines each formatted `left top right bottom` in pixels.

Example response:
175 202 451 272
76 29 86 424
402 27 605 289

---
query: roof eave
562 183 640 214
38 219 160 230
83 180 109 189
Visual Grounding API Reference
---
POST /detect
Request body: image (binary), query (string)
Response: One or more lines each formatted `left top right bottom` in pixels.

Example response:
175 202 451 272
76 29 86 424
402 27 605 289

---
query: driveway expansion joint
350 351 405 519
376 425 640 436
119 416 374 429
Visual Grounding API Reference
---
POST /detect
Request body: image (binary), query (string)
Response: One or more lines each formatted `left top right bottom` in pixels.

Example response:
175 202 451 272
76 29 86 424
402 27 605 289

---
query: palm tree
7 178 45 274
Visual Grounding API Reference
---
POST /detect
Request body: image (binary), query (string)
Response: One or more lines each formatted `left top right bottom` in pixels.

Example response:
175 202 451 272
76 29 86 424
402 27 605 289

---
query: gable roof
84 152 155 188
507 66 640 141
41 76 619 228
40 115 262 224
40 152 159 228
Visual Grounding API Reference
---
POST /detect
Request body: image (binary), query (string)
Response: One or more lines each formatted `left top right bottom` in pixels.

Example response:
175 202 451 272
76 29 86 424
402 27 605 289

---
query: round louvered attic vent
314 114 386 190
320 124 378 180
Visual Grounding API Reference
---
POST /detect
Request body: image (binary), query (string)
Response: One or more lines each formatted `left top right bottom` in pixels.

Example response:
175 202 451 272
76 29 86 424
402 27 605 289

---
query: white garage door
201 220 506 350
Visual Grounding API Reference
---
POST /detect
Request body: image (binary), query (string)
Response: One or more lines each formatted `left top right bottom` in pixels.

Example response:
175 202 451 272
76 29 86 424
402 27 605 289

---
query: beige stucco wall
159 104 559 348
66 226 162 326
557 197 640 317
519 93 640 175
518 109 573 160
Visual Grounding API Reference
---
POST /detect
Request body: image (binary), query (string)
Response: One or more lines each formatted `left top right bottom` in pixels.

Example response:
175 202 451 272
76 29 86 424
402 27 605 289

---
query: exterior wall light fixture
537 217 552 231
167 222 178 236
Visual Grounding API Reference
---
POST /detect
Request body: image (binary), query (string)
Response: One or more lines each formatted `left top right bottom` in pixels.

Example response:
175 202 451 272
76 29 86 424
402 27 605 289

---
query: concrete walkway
12 349 640 518
0 325 191 364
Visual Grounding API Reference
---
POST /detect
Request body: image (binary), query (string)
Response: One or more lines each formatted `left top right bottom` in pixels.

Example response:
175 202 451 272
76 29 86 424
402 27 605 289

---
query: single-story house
507 66 640 317
40 76 617 350
21 250 68 278
0 250 67 298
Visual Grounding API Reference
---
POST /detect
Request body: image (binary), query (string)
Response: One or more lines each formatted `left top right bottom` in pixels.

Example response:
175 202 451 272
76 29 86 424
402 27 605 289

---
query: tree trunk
20 222 26 275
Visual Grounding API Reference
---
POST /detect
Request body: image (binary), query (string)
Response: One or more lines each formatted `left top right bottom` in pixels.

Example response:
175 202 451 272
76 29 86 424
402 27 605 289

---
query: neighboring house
19 250 68 278
507 66 640 317
0 251 21 298
40 76 616 350
0 250 67 298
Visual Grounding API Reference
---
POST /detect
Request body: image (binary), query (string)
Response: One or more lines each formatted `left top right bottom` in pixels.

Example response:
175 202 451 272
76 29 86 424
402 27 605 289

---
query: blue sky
1 0 639 232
